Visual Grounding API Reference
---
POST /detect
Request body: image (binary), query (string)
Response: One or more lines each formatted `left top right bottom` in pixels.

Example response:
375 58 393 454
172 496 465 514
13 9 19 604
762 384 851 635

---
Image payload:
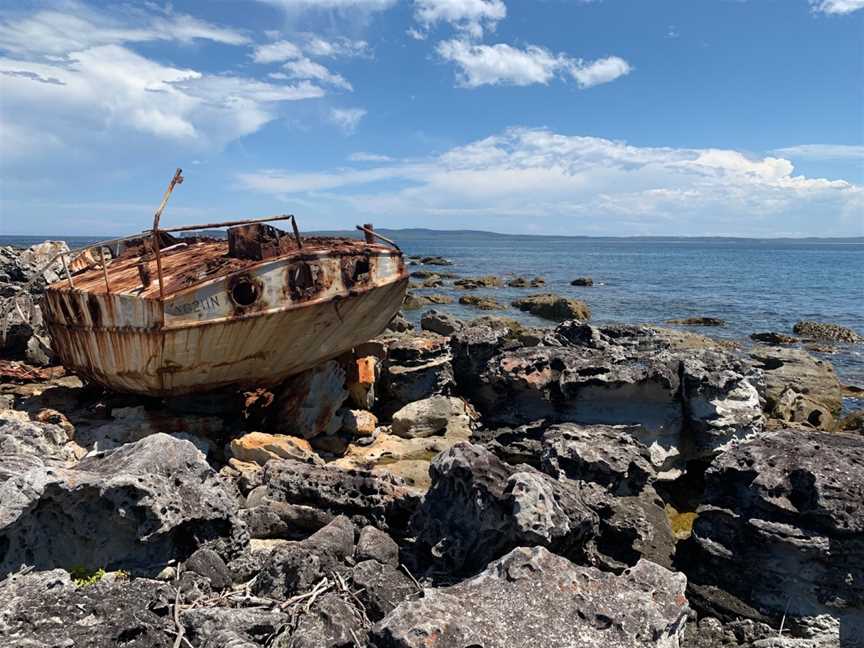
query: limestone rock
750 345 843 418
751 331 798 345
352 559 417 621
229 431 323 466
0 434 245 576
0 410 78 482
512 293 591 321
386 312 414 332
420 309 463 336
390 395 474 439
679 429 864 640
371 546 690 648
272 361 348 439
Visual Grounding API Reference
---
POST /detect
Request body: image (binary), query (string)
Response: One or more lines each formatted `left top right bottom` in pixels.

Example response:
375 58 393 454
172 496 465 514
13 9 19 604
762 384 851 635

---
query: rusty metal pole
97 246 110 293
290 215 303 250
60 252 74 289
362 223 375 244
152 168 184 300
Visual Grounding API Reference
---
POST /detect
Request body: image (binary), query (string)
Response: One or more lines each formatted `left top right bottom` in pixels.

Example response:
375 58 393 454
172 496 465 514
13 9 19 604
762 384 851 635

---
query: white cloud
413 0 506 39
236 128 862 236
252 40 303 63
810 0 864 14
436 39 631 89
282 57 352 89
0 3 248 55
255 0 397 13
569 56 632 88
436 39 566 87
349 152 393 161
303 35 369 58
772 144 864 160
329 107 367 133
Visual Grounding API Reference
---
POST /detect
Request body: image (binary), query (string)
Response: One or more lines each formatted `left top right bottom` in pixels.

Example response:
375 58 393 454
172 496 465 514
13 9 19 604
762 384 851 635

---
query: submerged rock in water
678 429 864 642
750 331 798 345
570 276 594 286
371 546 690 648
507 275 545 288
458 294 505 310
0 434 245 577
453 275 502 290
666 317 726 327
512 293 591 321
793 320 861 343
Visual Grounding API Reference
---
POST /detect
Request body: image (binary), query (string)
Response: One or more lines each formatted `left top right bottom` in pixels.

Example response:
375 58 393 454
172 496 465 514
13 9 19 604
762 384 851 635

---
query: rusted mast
152 168 184 300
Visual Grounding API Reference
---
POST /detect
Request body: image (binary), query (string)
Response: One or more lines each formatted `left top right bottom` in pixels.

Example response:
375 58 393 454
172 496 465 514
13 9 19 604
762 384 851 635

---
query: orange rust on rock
356 356 377 385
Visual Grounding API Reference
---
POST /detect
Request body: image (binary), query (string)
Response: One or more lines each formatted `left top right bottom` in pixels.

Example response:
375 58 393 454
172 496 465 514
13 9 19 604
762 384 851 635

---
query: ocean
3 231 863 401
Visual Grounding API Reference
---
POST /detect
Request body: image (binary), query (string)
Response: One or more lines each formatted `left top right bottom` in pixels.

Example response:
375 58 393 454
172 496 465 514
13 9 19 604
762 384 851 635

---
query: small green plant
69 566 106 587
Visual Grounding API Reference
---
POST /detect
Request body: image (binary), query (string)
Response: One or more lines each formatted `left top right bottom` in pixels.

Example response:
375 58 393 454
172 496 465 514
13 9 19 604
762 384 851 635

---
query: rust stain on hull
42 225 408 396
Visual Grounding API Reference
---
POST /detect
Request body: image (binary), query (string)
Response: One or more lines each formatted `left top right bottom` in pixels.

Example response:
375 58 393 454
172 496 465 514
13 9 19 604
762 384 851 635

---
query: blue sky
0 0 862 236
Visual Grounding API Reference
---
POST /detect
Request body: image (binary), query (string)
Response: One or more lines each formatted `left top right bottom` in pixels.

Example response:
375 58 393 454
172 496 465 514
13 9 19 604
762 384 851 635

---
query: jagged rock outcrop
0 410 79 482
0 569 175 647
379 332 455 415
0 434 245 576
410 442 599 575
678 429 864 644
260 458 421 533
371 546 690 648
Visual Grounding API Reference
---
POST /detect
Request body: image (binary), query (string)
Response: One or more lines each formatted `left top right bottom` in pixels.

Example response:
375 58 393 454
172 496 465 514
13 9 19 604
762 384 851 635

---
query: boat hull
42 242 408 396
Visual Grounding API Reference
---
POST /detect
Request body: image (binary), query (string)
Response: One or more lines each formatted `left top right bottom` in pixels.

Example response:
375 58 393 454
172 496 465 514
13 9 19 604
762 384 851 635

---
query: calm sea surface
3 232 863 397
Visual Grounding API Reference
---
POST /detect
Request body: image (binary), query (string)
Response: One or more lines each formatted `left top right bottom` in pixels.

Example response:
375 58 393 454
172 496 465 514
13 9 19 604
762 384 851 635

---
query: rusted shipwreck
38 170 408 396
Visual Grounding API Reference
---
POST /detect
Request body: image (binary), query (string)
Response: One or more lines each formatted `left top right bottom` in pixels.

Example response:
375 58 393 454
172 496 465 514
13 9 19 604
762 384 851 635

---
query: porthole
231 280 259 306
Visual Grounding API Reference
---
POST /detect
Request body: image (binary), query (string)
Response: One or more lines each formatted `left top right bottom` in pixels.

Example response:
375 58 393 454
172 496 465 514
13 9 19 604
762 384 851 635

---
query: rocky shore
1 243 862 647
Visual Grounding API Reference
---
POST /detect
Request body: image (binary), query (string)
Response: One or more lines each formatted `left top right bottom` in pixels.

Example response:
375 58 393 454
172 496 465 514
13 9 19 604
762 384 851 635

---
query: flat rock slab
372 546 690 648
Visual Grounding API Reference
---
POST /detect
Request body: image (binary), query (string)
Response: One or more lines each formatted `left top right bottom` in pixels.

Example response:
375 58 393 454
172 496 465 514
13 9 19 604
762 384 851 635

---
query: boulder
0 434 245 576
351 559 417 621
410 442 598 574
471 420 549 468
458 294 505 310
229 431 323 466
419 309 463 336
679 429 864 642
356 525 400 567
793 320 861 343
181 607 288 648
271 361 348 439
411 270 457 279
512 293 591 321
261 458 420 533
371 546 690 648
417 256 452 266
274 591 367 647
570 276 594 286
390 395 474 439
403 293 453 310
339 408 378 436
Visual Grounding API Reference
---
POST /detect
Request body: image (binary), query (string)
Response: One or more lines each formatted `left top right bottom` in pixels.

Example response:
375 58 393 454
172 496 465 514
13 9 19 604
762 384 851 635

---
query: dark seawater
3 232 862 397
